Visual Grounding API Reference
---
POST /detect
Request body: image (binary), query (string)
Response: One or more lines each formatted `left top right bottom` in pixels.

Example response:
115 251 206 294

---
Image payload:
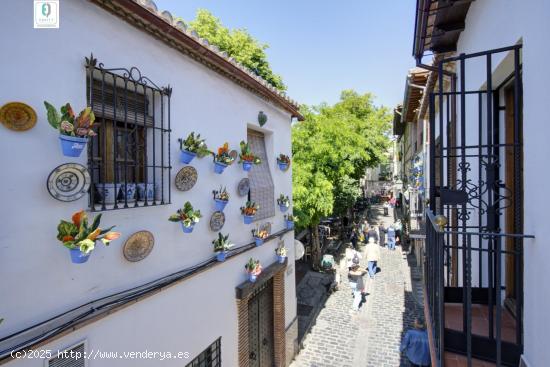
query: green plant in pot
178 132 210 164
213 233 233 262
275 243 287 263
212 186 230 211
168 201 202 233
240 201 259 224
238 140 261 171
213 142 234 174
284 213 295 230
44 101 96 157
57 210 120 264
245 258 262 282
277 194 291 212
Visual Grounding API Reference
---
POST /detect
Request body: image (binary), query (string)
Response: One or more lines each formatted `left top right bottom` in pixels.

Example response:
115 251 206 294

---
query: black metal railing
85 54 172 211
424 210 533 366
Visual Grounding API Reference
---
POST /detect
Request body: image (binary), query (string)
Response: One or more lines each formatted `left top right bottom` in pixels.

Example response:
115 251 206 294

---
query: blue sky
155 0 416 109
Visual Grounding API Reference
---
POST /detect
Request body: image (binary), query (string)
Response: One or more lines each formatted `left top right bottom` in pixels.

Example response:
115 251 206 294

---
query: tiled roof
91 0 303 120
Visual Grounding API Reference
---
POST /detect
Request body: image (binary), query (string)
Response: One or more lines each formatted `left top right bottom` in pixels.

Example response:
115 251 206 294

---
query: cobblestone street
290 205 424 367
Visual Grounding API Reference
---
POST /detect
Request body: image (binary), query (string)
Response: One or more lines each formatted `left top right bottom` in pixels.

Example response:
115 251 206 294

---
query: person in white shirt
364 237 381 278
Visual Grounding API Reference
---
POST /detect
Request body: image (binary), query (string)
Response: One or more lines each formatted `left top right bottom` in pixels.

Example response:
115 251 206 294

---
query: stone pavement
290 205 424 367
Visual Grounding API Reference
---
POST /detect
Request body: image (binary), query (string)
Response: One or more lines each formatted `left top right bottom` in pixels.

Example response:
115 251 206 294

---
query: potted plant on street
251 226 269 246
213 142 234 174
212 186 230 212
277 194 291 212
212 232 233 262
240 201 259 224
284 213 295 230
275 244 287 263
44 101 96 157
276 154 291 171
56 210 120 264
168 201 202 233
239 140 261 171
244 258 262 283
178 132 210 164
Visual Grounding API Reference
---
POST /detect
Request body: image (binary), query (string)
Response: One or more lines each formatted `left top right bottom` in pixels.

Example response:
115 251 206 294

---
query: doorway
248 279 274 367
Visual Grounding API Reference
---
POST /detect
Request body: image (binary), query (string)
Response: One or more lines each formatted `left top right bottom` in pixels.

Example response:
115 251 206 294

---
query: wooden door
248 280 274 367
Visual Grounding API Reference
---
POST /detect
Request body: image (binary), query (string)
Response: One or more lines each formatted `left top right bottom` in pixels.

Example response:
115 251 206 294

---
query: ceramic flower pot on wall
180 150 196 164
181 222 195 233
59 135 87 157
69 248 90 264
214 161 228 174
214 199 228 212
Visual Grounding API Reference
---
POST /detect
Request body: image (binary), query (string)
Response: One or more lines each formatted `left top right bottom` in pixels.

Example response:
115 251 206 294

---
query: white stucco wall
0 1 296 365
454 1 550 366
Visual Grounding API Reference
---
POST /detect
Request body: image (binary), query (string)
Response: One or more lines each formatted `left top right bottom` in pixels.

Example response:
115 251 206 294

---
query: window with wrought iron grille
247 130 275 221
85 54 171 211
186 338 221 367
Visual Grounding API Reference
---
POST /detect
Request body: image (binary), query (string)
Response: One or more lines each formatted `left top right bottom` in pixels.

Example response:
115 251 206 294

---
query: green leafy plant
212 232 233 252
178 132 210 157
240 201 259 216
168 201 202 227
275 244 287 257
56 210 120 254
251 226 269 239
239 141 261 164
277 194 290 207
277 154 291 165
213 142 234 165
212 186 230 202
44 101 96 138
244 258 262 275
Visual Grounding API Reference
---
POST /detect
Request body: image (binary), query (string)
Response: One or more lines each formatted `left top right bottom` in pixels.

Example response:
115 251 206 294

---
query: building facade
0 1 302 366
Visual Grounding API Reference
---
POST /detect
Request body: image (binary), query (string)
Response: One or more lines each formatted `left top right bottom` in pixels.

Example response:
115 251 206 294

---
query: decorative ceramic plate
210 211 226 231
237 178 250 197
228 150 238 165
47 163 91 202
0 102 37 131
175 166 197 191
260 222 272 235
123 230 154 262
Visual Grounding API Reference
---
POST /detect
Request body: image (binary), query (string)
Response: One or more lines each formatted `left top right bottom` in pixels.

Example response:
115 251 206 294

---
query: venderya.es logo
34 0 59 28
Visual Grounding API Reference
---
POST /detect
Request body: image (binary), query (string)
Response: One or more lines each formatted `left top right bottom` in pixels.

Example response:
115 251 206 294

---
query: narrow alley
290 205 424 367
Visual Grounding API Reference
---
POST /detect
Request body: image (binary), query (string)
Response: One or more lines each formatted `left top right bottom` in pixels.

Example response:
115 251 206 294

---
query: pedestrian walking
364 237 380 278
346 245 363 295
350 228 358 250
394 219 403 246
366 225 379 244
387 226 396 250
348 264 367 311
378 223 386 247
400 316 431 367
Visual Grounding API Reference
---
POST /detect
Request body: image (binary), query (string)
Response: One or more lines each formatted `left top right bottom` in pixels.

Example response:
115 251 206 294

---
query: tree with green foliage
292 91 392 267
178 9 286 91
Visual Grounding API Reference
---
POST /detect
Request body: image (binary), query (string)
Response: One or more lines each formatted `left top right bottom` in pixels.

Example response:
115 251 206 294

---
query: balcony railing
423 210 533 367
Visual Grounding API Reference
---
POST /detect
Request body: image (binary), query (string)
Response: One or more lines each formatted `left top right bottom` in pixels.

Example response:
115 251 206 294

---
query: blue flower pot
254 237 264 246
214 161 228 174
279 204 289 213
243 215 254 224
59 135 87 157
286 220 294 230
181 222 195 233
69 248 90 264
277 255 286 264
216 251 227 262
278 162 289 171
248 273 257 283
180 150 196 164
242 161 253 171
215 199 228 212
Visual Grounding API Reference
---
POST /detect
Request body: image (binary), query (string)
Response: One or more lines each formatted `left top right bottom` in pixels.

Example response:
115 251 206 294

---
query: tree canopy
180 9 286 91
292 90 392 229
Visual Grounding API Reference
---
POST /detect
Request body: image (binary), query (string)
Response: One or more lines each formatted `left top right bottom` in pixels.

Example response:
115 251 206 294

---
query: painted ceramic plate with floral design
0 102 37 131
175 166 197 191
210 211 226 231
237 178 250 197
123 230 154 262
47 163 91 202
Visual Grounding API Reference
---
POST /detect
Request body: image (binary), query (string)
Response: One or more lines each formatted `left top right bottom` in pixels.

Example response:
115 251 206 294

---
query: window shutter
48 342 85 367
247 130 275 221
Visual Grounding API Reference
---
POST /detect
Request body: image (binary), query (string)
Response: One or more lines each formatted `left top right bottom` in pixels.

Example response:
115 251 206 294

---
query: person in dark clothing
366 225 379 244
378 224 386 246
350 228 358 250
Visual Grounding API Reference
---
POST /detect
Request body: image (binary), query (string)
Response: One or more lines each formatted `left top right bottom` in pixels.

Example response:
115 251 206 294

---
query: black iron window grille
186 338 221 367
85 54 171 211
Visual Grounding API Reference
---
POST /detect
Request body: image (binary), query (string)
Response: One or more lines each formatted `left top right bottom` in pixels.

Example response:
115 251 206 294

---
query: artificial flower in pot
212 186 230 212
44 101 96 157
244 258 262 283
56 210 120 264
212 232 233 262
275 244 288 264
178 132 210 164
213 142 234 174
276 154 291 171
238 140 261 172
284 213 295 230
277 194 291 212
240 201 259 224
168 201 202 233
251 226 269 247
